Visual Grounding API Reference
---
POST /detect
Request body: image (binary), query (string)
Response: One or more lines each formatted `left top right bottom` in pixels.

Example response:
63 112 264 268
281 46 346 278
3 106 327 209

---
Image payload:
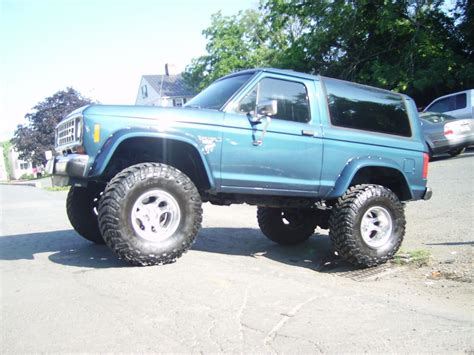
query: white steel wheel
131 189 181 242
360 206 393 249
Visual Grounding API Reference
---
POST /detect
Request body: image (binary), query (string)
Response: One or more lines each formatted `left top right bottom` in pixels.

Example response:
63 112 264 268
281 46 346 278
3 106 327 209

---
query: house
135 64 196 107
0 146 8 181
8 146 34 180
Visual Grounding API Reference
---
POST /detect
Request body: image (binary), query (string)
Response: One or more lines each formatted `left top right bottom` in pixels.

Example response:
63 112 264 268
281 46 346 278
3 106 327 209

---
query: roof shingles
143 74 195 98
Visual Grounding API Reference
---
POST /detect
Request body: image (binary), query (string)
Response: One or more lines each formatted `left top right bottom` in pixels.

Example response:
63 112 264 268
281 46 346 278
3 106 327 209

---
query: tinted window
427 93 467 113
233 78 310 123
455 93 467 109
185 73 253 110
428 97 451 112
324 78 411 137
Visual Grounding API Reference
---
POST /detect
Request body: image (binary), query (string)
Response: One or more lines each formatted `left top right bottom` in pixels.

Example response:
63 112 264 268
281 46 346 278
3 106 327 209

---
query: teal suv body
53 68 432 267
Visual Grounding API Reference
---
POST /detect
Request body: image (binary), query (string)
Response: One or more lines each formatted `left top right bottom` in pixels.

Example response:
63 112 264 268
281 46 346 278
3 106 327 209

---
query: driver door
219 74 323 195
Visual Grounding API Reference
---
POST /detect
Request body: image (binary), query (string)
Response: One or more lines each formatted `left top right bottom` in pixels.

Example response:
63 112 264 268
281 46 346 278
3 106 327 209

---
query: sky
0 0 258 141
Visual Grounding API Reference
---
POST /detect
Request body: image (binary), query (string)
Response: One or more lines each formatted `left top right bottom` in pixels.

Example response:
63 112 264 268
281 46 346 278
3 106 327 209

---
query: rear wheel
98 163 202 266
329 184 405 267
448 147 465 157
66 184 105 244
257 207 318 245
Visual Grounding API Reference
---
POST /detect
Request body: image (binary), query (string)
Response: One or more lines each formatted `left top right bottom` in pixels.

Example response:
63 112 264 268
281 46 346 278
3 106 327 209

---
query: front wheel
257 207 318 245
98 163 202 266
66 184 105 244
329 184 405 267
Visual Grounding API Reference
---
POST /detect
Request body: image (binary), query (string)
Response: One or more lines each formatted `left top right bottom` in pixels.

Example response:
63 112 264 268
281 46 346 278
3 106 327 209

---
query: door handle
301 130 315 137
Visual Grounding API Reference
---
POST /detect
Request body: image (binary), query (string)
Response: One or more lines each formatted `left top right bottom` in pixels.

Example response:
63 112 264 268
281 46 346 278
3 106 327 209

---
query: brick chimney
165 63 178 76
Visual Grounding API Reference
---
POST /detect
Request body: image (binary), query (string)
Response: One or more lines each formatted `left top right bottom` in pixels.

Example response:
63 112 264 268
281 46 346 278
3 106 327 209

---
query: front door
220 75 323 196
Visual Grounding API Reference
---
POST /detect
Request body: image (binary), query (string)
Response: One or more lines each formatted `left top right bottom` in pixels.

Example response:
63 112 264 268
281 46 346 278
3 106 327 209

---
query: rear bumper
422 187 433 200
412 186 433 201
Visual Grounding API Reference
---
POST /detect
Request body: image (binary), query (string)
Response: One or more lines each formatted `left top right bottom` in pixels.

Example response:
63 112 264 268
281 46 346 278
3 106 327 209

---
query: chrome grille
57 119 75 146
56 116 82 149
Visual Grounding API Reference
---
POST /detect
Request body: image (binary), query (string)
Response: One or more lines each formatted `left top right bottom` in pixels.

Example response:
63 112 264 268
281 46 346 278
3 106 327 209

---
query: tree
183 9 278 91
184 1 474 106
12 88 93 166
264 0 474 105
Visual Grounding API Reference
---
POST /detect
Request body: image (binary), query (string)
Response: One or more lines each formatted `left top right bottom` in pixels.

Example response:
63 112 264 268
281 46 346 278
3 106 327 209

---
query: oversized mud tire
257 207 318 245
448 147 465 157
328 184 405 267
98 163 202 266
66 184 105 244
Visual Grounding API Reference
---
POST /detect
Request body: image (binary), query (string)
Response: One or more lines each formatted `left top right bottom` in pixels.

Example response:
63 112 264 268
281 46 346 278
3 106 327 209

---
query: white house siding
135 77 163 106
8 148 34 180
0 147 8 181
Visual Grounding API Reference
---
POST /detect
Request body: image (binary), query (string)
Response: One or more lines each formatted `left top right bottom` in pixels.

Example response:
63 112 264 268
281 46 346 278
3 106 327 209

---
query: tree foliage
184 0 474 106
183 9 277 90
12 88 93 165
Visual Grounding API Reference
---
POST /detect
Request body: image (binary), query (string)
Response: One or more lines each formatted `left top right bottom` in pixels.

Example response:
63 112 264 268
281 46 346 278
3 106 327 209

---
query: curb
0 181 37 187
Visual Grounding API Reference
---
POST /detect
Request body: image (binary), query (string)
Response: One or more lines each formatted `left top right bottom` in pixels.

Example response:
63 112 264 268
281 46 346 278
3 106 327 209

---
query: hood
81 104 223 123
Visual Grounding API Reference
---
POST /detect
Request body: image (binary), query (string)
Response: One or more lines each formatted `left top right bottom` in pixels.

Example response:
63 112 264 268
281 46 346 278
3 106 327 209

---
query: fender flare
326 156 412 200
88 127 215 188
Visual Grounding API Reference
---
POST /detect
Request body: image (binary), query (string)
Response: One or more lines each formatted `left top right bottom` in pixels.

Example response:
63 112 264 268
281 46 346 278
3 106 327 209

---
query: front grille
56 114 83 150
57 119 76 146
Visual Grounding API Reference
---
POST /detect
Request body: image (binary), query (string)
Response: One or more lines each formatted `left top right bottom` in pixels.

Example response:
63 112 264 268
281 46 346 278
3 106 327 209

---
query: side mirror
256 100 278 117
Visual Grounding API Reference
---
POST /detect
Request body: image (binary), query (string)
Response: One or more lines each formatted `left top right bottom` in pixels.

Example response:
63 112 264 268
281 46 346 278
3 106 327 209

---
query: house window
20 163 29 170
141 85 148 99
173 98 184 107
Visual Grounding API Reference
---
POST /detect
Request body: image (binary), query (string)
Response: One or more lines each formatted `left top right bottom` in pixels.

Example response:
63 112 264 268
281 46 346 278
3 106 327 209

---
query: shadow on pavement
426 241 474 246
0 227 359 272
0 230 127 268
193 227 359 273
430 146 474 162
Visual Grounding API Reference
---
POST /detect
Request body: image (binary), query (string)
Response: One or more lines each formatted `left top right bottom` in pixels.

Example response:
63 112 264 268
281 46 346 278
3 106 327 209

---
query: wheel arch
89 129 214 191
328 158 412 201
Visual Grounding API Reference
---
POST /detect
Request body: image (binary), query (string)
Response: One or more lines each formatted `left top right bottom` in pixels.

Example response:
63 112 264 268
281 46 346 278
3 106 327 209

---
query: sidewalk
0 176 53 188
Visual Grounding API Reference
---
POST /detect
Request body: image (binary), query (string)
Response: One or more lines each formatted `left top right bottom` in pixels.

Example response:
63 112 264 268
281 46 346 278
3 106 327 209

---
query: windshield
185 73 254 110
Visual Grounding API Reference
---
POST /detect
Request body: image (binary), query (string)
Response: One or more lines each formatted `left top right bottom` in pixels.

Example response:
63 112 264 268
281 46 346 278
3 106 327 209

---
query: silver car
423 89 473 119
420 112 474 158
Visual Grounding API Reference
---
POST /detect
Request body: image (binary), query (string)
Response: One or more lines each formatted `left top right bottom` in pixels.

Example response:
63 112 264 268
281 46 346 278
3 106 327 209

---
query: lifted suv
52 68 432 267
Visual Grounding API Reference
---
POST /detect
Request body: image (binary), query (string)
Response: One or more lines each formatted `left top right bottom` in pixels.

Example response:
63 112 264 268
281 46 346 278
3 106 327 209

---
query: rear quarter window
323 77 412 137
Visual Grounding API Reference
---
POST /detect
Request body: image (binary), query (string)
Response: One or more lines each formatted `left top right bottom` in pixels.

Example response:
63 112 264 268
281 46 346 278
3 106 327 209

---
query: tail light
444 128 454 136
422 153 429 179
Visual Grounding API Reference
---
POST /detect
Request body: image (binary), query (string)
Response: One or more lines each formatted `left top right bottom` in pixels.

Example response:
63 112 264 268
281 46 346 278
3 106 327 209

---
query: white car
420 112 474 157
423 89 473 119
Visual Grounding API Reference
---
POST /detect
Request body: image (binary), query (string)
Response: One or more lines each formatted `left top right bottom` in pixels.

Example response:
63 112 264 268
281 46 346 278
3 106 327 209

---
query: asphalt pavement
1 151 473 353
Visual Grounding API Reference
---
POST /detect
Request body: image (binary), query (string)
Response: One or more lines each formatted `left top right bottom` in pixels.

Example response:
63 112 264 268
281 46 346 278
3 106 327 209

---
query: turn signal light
93 124 101 143
444 128 454 136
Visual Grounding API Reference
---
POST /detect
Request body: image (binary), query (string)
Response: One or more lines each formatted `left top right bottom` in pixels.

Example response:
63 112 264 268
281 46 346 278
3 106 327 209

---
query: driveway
1 151 473 353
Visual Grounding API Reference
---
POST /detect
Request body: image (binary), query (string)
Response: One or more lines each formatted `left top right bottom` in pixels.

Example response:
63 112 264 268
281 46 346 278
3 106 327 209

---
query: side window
455 93 467 110
232 78 311 123
324 78 411 137
428 94 466 113
427 98 450 113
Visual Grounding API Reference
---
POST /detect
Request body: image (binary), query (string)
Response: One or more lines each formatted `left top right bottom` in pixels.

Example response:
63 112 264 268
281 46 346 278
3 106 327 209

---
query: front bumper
51 154 90 186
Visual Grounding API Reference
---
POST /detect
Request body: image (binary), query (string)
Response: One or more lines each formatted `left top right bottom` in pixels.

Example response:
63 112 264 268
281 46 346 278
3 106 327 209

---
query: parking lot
1 150 473 353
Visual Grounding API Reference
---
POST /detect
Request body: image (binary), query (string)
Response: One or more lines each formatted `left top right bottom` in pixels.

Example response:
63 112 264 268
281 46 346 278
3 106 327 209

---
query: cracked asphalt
1 150 473 353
